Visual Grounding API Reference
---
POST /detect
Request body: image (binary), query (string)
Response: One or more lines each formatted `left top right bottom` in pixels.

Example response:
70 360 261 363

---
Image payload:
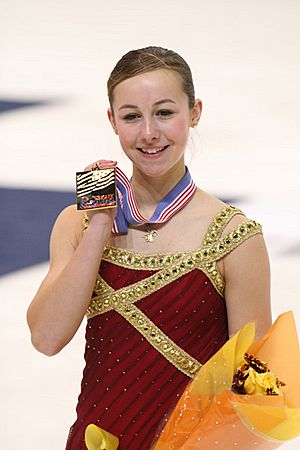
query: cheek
165 116 190 142
116 123 136 147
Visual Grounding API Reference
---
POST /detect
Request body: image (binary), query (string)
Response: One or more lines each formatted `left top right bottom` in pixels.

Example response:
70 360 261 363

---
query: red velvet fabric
66 259 228 449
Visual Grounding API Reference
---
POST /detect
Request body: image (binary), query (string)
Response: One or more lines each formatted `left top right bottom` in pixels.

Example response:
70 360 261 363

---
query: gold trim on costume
83 212 89 231
202 220 262 263
86 255 198 318
87 217 263 319
85 206 263 378
115 302 202 378
102 246 185 270
200 205 244 247
87 277 202 378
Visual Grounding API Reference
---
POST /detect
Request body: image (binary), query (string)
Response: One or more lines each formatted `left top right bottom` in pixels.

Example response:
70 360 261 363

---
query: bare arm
26 205 115 355
222 218 272 339
27 159 117 356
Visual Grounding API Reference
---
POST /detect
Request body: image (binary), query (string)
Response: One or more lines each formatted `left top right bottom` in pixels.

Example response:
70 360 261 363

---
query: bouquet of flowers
85 312 300 449
152 311 300 449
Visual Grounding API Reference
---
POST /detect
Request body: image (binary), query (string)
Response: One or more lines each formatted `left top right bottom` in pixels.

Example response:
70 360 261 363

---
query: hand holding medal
76 159 118 226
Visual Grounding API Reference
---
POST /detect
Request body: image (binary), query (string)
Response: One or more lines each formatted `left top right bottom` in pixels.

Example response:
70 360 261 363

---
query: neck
131 162 186 219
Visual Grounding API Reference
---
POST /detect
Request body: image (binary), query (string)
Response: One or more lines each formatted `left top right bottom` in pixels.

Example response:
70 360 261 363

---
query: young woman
27 46 272 450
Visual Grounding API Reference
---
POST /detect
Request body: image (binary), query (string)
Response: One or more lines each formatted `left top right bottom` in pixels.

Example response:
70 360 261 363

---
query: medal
76 167 117 211
144 224 158 243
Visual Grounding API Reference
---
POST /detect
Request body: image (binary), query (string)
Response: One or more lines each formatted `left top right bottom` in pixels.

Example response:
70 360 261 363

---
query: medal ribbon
112 166 196 234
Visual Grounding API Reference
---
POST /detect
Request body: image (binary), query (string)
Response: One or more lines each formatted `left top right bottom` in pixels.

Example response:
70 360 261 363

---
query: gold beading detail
114 302 202 378
202 220 262 263
87 276 202 378
87 255 197 318
85 207 262 379
87 219 262 318
102 246 185 270
83 212 89 231
201 205 244 247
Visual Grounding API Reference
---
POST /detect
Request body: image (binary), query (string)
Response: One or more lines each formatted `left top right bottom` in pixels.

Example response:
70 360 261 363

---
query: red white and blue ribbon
112 166 196 234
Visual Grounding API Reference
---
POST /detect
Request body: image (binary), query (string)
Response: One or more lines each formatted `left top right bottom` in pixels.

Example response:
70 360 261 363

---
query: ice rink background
0 0 299 448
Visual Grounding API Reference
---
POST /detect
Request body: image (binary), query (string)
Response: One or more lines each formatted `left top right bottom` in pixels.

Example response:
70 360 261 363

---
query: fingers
84 160 117 171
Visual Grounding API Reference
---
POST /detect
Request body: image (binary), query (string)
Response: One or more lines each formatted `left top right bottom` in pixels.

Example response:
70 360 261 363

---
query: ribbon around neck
112 166 196 234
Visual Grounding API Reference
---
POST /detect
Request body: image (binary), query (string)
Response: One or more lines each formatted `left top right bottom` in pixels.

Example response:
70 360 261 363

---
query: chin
137 162 184 179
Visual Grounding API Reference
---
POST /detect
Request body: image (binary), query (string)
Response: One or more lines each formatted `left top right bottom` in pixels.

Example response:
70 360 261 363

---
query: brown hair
107 46 195 110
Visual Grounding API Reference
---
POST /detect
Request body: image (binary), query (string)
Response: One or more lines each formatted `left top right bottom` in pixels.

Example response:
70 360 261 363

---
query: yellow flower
244 368 280 395
244 368 264 395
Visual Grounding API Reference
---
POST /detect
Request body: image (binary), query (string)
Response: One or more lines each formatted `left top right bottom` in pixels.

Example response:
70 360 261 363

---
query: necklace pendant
144 225 158 243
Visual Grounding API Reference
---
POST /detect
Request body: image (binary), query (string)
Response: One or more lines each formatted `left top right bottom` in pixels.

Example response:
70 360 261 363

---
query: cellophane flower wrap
151 311 300 449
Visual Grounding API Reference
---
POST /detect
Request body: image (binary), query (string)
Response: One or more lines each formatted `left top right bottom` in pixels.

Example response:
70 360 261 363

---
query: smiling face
108 69 201 179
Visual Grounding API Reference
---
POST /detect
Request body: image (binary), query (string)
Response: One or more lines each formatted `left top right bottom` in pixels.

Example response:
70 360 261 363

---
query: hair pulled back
107 46 195 110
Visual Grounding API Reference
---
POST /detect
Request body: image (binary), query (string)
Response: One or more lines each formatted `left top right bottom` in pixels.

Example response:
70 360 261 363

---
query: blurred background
0 0 299 448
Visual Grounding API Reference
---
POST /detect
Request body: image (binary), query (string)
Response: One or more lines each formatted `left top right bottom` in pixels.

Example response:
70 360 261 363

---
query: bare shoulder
191 189 228 225
195 190 267 269
195 189 260 235
222 212 255 235
51 204 85 249
54 204 83 224
194 189 226 215
220 206 268 276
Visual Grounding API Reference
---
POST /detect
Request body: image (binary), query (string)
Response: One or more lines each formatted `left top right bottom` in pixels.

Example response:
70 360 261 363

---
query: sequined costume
66 205 262 450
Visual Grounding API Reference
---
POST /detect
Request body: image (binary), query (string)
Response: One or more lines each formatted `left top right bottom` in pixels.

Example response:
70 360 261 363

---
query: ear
107 108 118 135
190 99 202 128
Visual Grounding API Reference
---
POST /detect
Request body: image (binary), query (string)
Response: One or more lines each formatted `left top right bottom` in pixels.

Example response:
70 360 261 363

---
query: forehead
112 69 187 106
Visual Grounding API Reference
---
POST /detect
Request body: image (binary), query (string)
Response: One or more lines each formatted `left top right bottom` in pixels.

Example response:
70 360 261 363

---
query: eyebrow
118 98 176 111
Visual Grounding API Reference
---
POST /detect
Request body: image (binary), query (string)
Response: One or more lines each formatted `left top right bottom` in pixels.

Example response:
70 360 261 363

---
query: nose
140 117 160 142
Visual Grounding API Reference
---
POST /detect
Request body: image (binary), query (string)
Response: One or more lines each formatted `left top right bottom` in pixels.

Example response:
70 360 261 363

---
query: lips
137 145 169 154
